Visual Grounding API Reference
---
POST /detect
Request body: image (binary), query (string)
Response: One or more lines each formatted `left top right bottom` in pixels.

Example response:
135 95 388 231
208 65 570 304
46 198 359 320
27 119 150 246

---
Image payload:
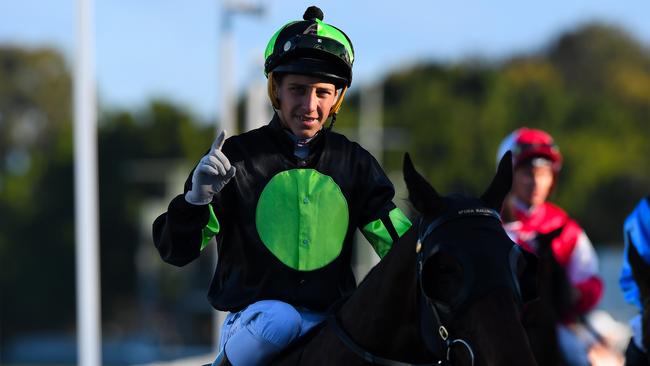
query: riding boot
212 350 232 366
203 349 232 366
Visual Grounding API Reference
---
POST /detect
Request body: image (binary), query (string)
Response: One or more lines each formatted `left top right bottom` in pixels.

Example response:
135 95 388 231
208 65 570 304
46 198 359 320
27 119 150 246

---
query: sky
1 0 650 121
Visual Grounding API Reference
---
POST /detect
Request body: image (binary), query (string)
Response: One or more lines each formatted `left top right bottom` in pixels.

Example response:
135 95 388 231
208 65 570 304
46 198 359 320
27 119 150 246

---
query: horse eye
421 252 463 304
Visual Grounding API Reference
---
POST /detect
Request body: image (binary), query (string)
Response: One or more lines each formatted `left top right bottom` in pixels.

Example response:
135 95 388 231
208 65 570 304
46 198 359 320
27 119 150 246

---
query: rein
330 208 499 366
328 315 444 366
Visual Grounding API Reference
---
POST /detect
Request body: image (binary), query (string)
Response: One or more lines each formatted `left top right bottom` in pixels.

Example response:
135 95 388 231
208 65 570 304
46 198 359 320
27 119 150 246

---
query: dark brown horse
271 152 538 366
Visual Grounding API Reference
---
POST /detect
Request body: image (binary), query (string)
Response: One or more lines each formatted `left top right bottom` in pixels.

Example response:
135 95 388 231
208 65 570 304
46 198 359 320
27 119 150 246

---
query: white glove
185 131 236 205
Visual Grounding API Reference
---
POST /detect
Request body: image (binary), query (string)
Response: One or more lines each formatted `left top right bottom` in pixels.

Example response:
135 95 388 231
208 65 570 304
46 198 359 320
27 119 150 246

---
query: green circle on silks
256 169 349 271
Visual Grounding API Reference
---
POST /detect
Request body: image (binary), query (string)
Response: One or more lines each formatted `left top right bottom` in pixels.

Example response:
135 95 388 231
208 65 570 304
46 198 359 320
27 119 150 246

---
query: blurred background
1 0 649 365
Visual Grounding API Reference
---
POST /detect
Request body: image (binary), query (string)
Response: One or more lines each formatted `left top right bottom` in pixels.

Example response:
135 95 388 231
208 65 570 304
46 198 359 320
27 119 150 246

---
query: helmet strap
330 86 347 115
324 86 346 133
267 72 281 110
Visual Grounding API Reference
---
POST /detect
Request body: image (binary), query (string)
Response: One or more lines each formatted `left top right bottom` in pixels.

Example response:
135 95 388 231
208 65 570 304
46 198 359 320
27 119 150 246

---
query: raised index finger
211 130 227 151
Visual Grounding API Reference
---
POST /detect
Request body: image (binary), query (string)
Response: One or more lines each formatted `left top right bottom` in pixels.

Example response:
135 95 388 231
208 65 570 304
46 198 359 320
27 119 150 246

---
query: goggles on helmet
263 7 354 88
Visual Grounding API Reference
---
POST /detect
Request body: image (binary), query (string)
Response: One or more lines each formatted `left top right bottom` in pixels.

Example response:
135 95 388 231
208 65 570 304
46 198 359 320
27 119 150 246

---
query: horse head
289 152 539 366
403 151 538 366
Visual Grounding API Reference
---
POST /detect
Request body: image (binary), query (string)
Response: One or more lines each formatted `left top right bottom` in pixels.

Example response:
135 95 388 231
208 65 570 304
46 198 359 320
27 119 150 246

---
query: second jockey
497 127 604 365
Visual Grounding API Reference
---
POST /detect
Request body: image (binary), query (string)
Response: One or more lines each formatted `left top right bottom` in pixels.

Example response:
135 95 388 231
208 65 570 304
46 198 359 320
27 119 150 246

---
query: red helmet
497 128 562 171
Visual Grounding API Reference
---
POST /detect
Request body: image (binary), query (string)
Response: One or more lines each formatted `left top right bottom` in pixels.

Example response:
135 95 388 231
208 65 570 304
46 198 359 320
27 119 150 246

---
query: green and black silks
153 114 411 312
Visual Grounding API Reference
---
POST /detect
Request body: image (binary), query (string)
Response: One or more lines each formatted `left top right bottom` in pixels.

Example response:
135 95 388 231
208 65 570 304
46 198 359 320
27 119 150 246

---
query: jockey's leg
218 300 303 366
209 349 231 366
624 338 648 365
624 314 647 365
556 324 590 366
295 306 328 337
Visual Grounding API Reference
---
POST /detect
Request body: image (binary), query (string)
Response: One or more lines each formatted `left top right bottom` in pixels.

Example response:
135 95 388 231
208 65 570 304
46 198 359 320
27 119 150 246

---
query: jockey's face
512 163 554 207
275 74 339 139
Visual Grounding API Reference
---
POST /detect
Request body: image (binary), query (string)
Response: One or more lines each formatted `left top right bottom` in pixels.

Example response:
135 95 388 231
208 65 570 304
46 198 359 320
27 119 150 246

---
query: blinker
417 206 528 319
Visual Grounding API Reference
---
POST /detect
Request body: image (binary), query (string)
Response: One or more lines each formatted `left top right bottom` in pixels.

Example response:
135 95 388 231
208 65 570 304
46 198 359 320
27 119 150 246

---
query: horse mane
522 226 572 365
334 224 434 362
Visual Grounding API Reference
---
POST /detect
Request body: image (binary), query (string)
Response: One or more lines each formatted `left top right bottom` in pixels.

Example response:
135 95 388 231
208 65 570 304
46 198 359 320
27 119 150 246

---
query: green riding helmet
264 6 354 88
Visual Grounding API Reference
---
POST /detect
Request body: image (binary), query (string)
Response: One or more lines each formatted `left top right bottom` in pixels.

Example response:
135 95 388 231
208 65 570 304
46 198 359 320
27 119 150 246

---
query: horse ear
535 226 565 253
403 153 442 215
480 151 513 212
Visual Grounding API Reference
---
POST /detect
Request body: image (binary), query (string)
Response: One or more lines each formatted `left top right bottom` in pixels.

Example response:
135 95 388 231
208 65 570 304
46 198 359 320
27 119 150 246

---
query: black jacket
153 114 410 312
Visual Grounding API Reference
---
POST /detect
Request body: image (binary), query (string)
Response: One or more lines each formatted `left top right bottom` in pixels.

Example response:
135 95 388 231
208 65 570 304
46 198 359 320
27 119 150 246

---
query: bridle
330 207 501 366
415 208 502 366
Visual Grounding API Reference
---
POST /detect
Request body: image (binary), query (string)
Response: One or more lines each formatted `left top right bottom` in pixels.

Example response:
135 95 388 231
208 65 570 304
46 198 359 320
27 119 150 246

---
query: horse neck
522 243 565 365
338 227 429 355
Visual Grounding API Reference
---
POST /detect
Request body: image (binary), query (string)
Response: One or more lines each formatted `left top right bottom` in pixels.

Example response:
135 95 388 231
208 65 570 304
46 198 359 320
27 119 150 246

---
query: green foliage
0 45 213 345
370 22 650 245
97 102 213 321
0 47 75 340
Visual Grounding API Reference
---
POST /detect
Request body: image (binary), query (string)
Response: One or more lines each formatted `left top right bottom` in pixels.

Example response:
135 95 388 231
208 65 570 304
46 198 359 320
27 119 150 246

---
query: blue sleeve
620 243 641 308
619 197 650 309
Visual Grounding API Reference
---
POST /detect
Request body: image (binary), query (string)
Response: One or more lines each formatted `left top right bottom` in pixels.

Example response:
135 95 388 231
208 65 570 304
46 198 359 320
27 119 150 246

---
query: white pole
354 82 384 281
213 3 234 352
218 9 236 135
218 0 265 135
359 82 384 164
245 77 270 131
74 0 102 365
214 1 265 352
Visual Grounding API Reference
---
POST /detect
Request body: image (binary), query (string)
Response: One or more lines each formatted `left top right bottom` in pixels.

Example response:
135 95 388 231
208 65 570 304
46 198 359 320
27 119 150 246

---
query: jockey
152 6 411 366
619 196 650 363
497 127 604 365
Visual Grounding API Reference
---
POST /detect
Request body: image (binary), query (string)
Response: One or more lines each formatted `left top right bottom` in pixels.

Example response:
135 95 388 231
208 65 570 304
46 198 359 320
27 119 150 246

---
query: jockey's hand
185 131 236 205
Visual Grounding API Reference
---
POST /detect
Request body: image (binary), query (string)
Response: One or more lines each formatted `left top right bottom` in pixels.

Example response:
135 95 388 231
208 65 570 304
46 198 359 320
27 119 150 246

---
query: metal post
218 0 265 135
359 82 384 164
244 63 271 131
354 82 385 281
218 10 236 135
214 0 265 352
74 0 102 365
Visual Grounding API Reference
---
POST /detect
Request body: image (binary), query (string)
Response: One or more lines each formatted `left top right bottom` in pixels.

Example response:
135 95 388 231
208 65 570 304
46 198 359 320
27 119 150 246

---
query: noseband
330 207 500 366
